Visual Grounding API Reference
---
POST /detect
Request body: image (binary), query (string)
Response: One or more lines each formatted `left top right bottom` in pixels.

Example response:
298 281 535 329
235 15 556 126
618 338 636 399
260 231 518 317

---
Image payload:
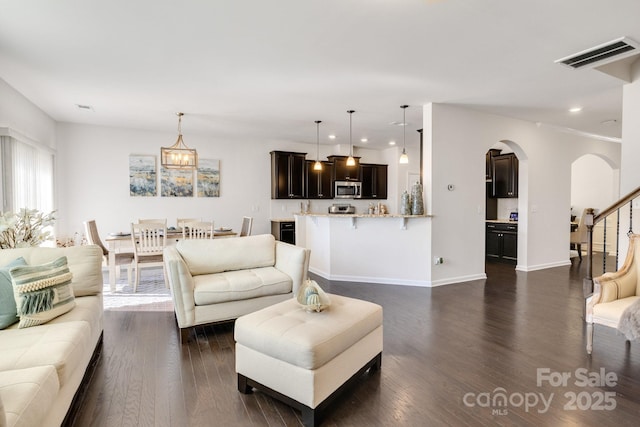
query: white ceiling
1 0 638 150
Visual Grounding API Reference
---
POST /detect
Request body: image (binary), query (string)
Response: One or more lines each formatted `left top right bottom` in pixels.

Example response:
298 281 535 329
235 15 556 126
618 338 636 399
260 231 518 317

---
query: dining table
104 228 237 292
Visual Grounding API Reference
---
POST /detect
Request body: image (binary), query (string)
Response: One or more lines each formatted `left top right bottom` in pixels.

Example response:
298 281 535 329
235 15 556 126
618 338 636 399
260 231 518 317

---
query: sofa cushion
10 256 76 328
177 234 276 275
0 320 91 388
193 267 292 305
0 257 27 329
0 245 103 297
0 365 59 427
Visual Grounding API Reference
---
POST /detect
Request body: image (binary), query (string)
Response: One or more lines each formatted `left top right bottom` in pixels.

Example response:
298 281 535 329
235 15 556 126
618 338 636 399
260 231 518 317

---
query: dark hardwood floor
72 259 640 426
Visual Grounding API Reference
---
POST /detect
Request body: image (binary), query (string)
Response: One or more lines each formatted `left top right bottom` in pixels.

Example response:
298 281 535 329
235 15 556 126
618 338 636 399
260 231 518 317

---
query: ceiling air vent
555 37 639 69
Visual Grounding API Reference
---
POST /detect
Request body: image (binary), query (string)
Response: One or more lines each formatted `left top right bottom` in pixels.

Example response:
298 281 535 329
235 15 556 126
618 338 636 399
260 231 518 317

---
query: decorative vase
411 182 424 215
400 191 412 215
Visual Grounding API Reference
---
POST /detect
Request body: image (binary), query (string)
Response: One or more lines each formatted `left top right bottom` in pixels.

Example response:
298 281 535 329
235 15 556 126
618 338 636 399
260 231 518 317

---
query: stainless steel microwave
334 181 362 199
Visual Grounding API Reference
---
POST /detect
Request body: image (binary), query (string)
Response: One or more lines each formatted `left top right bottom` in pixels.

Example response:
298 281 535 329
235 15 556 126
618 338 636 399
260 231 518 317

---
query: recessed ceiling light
390 121 408 126
569 107 582 113
328 134 336 140
360 138 368 143
389 141 396 146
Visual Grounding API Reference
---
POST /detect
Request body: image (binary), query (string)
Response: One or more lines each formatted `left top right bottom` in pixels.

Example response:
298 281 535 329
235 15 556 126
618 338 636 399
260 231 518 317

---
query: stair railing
583 185 640 296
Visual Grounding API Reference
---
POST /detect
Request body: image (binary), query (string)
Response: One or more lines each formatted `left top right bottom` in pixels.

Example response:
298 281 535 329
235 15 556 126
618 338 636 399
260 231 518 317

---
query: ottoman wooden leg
370 352 382 372
237 373 253 394
301 406 319 427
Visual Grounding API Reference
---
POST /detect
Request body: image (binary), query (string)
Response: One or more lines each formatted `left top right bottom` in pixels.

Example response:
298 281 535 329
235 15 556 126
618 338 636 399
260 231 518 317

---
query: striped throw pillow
10 256 76 328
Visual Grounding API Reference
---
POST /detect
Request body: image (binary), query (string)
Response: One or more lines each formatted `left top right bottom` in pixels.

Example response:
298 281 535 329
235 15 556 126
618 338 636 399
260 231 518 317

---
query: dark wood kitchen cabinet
305 160 334 199
491 153 518 198
270 151 306 199
360 163 388 199
486 222 517 264
327 155 361 181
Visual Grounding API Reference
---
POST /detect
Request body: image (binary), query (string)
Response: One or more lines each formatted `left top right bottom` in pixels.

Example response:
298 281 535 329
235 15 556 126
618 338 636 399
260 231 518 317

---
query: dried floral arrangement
0 208 56 249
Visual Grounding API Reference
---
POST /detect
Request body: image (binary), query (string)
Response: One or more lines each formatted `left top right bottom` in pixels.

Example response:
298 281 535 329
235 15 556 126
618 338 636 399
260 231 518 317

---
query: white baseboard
516 260 571 272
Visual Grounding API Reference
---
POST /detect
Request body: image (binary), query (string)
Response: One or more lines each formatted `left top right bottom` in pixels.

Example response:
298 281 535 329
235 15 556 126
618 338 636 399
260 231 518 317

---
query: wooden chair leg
577 243 582 261
134 265 140 293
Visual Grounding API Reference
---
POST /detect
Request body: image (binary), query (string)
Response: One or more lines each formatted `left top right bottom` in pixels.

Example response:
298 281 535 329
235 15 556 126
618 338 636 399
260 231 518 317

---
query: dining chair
570 208 589 261
177 218 201 230
182 221 214 239
130 221 168 292
240 216 253 237
83 219 134 284
138 218 168 224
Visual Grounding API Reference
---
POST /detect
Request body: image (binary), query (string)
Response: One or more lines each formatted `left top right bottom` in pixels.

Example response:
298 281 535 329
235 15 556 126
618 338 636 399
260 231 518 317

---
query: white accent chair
586 233 640 354
163 234 310 342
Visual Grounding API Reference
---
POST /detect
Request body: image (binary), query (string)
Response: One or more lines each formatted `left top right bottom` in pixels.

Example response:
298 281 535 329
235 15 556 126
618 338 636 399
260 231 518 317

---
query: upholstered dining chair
130 221 168 292
240 216 253 237
182 221 214 239
570 208 589 260
83 219 134 284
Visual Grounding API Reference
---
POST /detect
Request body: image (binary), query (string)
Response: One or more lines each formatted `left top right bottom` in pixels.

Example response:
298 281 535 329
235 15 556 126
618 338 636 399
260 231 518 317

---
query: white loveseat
164 234 310 341
0 245 104 427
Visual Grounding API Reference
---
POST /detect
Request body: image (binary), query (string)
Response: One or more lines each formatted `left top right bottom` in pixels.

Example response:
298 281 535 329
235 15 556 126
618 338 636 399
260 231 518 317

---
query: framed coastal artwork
161 167 194 197
197 158 220 197
129 155 157 197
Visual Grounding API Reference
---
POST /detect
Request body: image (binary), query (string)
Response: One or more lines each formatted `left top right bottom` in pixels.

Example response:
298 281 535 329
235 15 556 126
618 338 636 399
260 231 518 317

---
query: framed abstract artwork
161 167 194 197
197 158 220 197
129 155 157 197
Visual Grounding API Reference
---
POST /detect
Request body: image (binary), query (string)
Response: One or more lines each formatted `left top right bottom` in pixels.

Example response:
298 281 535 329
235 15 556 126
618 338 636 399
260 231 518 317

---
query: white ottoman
235 294 383 427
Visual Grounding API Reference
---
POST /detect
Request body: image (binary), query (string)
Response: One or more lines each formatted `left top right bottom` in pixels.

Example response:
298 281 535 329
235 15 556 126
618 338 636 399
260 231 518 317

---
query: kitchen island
295 213 431 286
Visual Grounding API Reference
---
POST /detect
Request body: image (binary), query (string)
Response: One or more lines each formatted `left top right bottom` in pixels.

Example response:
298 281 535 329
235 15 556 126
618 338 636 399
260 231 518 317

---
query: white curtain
2 137 54 213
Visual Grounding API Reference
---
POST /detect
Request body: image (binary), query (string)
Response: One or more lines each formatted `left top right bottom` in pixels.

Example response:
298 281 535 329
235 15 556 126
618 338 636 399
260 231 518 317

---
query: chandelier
161 112 198 169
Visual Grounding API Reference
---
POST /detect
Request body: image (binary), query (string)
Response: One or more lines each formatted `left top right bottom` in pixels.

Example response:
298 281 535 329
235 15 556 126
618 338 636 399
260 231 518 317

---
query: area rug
102 267 173 312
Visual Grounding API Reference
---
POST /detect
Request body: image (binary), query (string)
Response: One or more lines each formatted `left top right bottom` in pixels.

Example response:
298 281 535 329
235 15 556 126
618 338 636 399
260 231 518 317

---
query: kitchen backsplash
497 198 519 220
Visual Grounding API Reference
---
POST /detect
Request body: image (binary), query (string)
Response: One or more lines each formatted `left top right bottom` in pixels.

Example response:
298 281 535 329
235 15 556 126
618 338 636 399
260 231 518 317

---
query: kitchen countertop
486 219 518 224
270 218 295 222
295 213 430 218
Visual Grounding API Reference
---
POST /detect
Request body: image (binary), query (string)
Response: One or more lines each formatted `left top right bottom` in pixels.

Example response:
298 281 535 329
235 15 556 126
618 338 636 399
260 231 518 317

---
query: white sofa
164 234 311 341
0 245 104 427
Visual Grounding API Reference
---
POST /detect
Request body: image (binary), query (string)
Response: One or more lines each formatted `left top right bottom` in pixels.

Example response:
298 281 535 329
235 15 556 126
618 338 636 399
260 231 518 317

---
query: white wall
424 103 621 284
571 154 617 215
0 78 56 148
621 61 640 194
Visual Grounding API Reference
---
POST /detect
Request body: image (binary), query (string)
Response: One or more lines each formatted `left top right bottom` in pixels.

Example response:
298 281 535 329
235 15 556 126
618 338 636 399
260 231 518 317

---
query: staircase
583 186 640 296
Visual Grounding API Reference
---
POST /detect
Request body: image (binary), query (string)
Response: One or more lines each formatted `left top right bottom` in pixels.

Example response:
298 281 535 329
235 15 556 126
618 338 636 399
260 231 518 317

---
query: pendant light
346 110 356 166
161 112 198 169
313 120 323 171
399 105 409 164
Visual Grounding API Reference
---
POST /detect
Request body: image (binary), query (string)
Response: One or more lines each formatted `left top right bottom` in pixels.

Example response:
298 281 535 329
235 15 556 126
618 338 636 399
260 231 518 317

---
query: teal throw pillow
0 257 28 329
10 256 75 328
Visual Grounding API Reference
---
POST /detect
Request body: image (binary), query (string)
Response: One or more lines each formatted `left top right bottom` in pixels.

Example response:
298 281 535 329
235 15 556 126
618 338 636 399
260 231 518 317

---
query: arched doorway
570 153 619 261
485 140 528 270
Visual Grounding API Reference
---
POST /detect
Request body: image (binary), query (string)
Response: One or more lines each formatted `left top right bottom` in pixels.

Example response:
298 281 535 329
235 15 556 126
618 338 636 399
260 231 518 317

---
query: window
1 135 55 214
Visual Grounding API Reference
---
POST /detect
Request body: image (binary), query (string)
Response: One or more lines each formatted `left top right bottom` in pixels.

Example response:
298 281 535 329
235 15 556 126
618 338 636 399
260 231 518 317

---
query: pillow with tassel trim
10 256 75 328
